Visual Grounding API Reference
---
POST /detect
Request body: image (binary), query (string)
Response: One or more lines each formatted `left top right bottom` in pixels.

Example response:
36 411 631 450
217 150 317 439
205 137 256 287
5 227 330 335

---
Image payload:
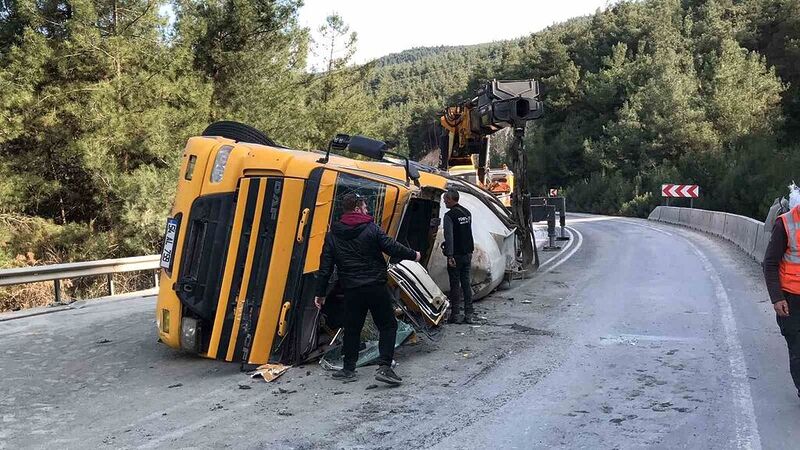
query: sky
299 0 612 69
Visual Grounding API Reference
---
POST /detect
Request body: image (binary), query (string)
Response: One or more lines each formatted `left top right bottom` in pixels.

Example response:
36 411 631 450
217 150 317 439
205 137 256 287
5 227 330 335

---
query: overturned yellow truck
156 122 523 366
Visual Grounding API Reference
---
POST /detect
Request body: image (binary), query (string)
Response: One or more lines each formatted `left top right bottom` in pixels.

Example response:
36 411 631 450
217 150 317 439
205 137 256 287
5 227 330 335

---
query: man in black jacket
314 193 420 384
442 189 475 324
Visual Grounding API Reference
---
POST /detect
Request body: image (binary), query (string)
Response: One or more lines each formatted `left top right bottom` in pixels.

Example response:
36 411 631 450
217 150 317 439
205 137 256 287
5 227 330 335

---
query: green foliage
302 14 378 149
620 192 659 218
564 173 634 215
0 1 370 272
1 0 800 277
113 165 178 255
1 215 113 265
369 0 797 220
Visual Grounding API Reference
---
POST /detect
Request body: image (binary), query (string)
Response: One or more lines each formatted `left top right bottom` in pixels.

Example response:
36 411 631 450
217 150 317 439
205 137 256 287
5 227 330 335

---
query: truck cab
156 135 447 365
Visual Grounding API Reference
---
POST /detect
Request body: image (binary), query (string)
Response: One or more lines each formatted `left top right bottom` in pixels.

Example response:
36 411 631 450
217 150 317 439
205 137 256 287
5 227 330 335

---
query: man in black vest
442 189 475 324
315 193 420 384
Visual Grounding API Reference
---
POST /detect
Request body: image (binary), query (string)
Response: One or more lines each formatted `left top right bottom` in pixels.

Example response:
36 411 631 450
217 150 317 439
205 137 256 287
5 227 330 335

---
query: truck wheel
201 121 276 147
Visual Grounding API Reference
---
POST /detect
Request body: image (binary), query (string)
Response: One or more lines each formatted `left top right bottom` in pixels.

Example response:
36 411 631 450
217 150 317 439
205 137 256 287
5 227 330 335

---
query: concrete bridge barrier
709 212 727 237
654 206 680 225
649 206 769 264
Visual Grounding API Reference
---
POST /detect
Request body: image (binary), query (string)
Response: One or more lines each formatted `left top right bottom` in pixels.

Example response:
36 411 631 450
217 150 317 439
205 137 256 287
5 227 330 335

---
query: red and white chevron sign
661 184 700 198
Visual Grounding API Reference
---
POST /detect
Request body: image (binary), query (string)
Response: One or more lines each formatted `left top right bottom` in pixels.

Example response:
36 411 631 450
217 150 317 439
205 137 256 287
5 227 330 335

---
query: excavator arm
438 79 544 268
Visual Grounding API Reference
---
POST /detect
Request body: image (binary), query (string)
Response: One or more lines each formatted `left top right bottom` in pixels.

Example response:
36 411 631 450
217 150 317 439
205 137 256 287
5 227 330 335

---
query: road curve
1 215 798 449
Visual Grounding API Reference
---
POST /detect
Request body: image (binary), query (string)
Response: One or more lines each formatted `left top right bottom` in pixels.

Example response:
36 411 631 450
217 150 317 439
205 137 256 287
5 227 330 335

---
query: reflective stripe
784 209 800 262
780 207 800 294
784 254 800 264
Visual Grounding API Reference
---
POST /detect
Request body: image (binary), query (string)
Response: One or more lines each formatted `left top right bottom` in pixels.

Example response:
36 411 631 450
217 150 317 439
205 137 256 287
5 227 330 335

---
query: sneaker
332 369 356 380
375 365 402 385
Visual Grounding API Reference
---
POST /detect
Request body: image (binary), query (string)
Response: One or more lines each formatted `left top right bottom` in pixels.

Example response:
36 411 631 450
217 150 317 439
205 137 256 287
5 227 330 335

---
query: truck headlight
159 309 170 334
210 145 233 183
180 317 200 353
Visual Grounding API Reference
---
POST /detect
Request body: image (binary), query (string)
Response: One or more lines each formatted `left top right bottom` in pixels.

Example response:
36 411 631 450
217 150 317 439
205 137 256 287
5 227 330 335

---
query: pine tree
303 14 376 149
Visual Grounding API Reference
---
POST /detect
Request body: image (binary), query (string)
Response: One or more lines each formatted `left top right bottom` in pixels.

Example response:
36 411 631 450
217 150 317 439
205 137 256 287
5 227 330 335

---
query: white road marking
564 216 619 224
540 227 584 273
600 333 705 344
618 217 762 449
685 238 762 450
537 227 575 270
615 218 675 237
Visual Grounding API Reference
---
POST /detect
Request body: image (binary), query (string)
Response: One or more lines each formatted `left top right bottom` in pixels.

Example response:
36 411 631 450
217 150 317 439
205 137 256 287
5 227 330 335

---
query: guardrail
0 255 161 302
648 206 770 264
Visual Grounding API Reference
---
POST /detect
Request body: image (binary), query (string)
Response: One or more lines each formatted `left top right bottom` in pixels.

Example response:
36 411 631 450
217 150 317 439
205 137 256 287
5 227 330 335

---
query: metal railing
0 255 161 302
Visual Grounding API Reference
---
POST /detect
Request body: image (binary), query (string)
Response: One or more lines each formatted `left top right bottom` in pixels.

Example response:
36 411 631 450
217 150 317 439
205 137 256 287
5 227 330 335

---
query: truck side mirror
408 163 420 181
348 135 387 160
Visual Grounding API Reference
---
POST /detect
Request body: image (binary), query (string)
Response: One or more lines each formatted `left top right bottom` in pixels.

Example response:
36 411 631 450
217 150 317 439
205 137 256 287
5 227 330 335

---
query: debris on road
250 363 291 382
272 387 297 395
320 319 414 371
238 384 251 390
167 383 183 388
365 384 379 390
96 338 112 344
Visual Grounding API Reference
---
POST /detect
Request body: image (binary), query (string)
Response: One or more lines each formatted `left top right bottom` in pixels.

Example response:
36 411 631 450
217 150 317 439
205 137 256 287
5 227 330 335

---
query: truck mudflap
388 260 449 326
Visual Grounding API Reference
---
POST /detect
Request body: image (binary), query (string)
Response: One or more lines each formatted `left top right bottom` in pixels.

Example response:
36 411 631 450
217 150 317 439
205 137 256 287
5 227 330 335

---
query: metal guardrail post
531 197 565 250
54 279 62 303
107 273 115 296
543 197 569 241
542 206 561 251
557 198 568 240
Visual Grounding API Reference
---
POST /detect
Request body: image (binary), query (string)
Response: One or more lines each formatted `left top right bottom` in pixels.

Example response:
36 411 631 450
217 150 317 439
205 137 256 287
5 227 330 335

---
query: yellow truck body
156 136 447 365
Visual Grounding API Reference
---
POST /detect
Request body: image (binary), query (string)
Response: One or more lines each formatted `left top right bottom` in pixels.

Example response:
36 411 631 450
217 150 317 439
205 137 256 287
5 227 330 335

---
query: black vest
446 204 474 255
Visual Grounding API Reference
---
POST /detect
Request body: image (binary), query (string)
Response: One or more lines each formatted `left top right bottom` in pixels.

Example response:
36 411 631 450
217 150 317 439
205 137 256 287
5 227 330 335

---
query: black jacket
443 204 474 256
764 217 788 303
314 220 417 296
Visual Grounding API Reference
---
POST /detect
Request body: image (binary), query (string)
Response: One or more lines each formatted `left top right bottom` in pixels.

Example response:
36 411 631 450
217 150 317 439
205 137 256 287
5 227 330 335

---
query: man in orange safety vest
764 184 800 398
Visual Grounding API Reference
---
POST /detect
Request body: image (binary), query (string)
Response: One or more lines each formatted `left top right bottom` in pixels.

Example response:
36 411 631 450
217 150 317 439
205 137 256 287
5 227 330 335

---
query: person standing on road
442 189 475 324
763 185 800 399
314 193 421 385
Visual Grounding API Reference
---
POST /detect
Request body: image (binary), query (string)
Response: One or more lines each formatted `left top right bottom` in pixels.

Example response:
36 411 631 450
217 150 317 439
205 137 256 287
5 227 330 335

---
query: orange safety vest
780 206 800 294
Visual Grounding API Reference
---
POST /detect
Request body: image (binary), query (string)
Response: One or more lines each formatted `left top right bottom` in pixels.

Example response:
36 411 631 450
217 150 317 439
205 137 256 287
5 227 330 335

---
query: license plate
160 218 179 270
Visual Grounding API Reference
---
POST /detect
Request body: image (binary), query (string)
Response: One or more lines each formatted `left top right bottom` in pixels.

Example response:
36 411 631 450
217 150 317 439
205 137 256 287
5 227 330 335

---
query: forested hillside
1 0 799 295
367 0 800 220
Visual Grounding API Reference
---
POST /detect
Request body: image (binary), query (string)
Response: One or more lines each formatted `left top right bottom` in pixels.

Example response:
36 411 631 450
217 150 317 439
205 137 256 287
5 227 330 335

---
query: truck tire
201 121 276 147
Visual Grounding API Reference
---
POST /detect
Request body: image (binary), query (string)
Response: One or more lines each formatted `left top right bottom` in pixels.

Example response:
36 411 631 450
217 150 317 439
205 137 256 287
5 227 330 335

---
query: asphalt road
1 216 797 449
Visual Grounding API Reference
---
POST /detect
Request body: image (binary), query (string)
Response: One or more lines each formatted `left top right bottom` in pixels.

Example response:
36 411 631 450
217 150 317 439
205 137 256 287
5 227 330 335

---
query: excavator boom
438 79 544 268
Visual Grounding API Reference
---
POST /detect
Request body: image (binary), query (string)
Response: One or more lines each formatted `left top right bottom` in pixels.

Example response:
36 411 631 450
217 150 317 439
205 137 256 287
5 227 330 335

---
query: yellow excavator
438 79 543 265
